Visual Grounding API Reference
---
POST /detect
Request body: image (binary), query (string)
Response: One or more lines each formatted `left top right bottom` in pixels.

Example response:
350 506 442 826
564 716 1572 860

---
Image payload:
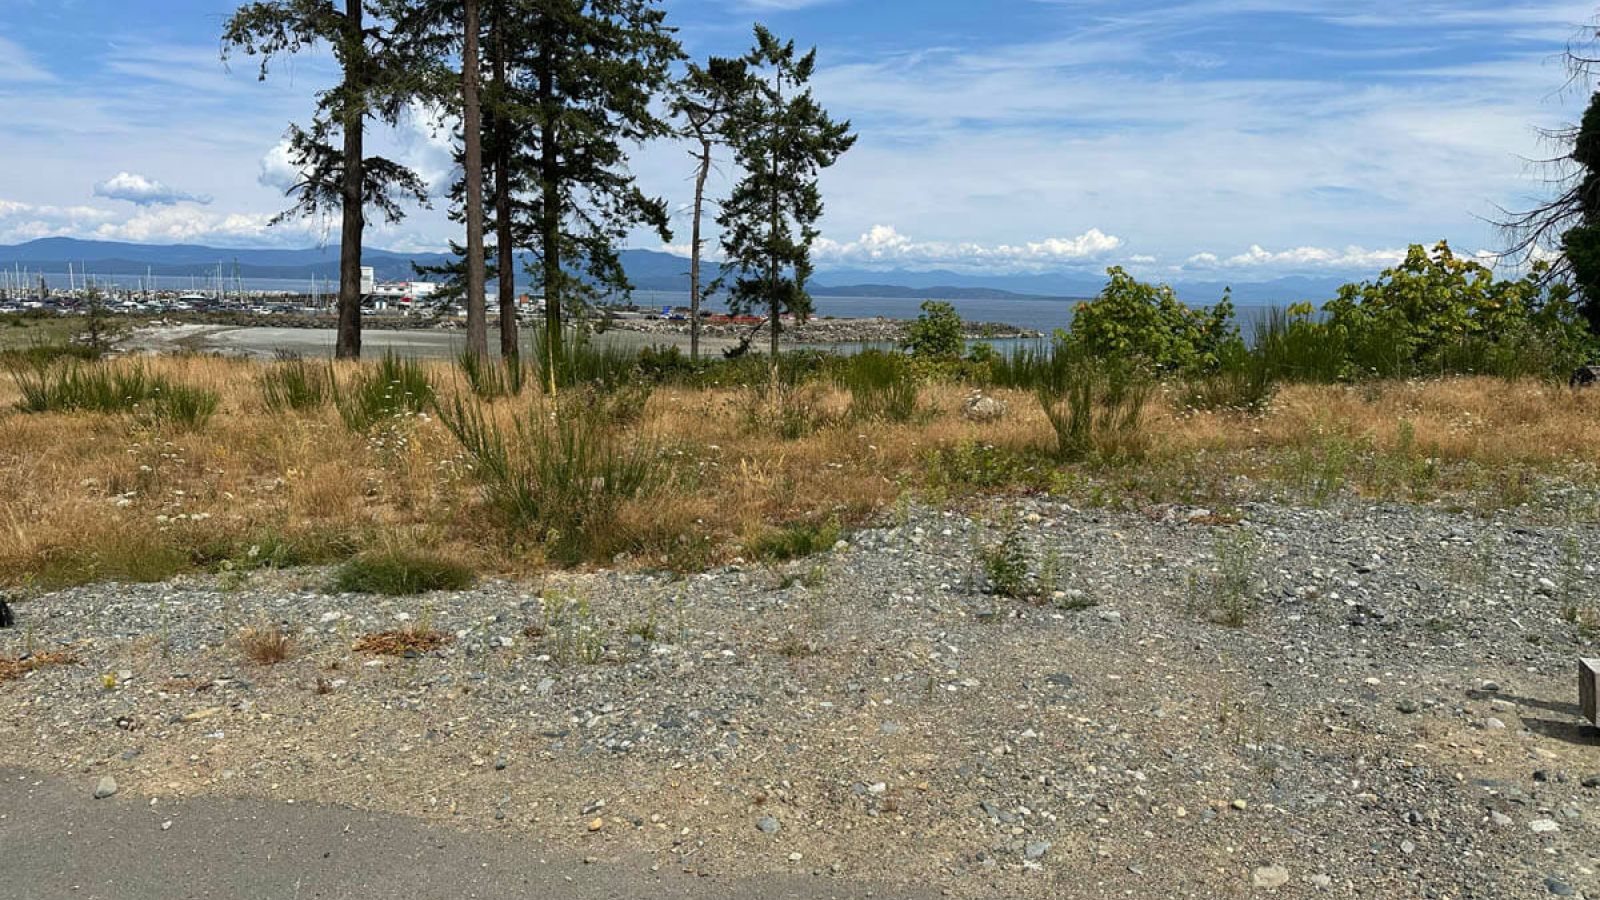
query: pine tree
523 0 680 385
717 26 855 360
671 56 747 361
224 0 429 359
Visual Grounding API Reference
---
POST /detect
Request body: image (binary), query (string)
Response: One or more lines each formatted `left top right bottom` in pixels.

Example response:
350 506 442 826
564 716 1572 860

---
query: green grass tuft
332 550 476 595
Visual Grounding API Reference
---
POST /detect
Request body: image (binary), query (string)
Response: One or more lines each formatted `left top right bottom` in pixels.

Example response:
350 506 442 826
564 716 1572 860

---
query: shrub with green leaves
1322 242 1591 379
332 550 476 595
1063 267 1242 373
904 300 964 359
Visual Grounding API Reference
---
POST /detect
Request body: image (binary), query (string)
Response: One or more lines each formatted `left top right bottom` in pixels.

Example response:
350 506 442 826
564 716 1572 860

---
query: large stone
962 393 1007 423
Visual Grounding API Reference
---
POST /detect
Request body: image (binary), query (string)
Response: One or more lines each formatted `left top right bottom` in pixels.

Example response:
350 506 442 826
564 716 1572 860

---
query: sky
0 0 1597 282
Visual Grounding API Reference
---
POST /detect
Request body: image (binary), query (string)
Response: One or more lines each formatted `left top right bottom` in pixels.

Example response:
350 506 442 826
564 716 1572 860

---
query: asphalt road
0 770 932 900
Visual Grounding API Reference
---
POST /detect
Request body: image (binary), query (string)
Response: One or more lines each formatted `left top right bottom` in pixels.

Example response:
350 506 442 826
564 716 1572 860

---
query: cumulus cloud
1184 244 1409 272
0 198 319 247
93 172 212 206
810 224 1122 272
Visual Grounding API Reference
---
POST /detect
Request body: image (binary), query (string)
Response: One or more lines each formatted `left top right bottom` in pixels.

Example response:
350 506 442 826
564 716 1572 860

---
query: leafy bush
979 519 1033 599
1063 267 1242 373
839 349 919 422
334 352 433 431
904 300 964 359
259 355 331 412
1323 242 1592 379
1036 346 1153 463
436 393 663 564
333 550 476 595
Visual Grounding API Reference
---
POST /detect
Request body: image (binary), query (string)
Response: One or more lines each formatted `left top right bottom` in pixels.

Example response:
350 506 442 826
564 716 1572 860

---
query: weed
979 519 1034 599
1191 529 1260 626
840 349 920 423
259 355 331 412
234 625 295 666
436 393 663 564
332 550 475 596
538 590 604 664
334 352 433 431
748 520 841 562
1036 348 1152 463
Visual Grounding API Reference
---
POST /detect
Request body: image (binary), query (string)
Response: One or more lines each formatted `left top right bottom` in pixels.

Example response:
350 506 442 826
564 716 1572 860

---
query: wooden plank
1580 659 1600 727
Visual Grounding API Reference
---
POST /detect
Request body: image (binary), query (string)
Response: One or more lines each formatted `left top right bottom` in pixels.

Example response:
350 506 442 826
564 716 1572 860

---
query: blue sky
0 0 1595 280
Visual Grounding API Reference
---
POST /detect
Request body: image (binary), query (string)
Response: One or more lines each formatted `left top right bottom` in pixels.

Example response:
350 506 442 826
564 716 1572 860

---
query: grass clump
979 520 1033 599
840 349 919 422
234 625 296 666
1036 348 1152 463
332 550 475 595
334 352 433 431
456 348 526 400
259 355 331 412
747 519 842 562
8 359 219 429
436 394 663 564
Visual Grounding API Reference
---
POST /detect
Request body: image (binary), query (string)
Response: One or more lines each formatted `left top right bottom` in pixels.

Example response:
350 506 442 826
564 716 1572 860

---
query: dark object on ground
0 600 12 629
1570 365 1600 388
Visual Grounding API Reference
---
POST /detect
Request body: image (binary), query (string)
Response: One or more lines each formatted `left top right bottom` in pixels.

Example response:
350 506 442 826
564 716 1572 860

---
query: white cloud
258 141 304 193
810 224 1122 272
93 172 212 206
0 198 321 247
0 37 53 83
1184 244 1409 271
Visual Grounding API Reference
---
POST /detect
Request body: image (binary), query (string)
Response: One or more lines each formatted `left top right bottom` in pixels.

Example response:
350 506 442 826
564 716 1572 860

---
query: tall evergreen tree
717 26 855 360
224 0 429 359
1561 93 1600 335
671 56 746 361
522 0 680 383
459 0 490 359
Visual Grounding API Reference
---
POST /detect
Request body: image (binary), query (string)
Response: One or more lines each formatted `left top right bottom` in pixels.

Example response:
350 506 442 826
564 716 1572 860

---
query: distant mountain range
0 236 1356 305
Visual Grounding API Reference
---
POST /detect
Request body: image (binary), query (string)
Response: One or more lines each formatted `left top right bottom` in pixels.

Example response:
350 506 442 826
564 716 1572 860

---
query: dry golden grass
233 625 296 666
3 355 1599 590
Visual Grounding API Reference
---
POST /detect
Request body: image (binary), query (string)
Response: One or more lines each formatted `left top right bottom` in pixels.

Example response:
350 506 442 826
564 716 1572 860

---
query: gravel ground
4 497 1600 898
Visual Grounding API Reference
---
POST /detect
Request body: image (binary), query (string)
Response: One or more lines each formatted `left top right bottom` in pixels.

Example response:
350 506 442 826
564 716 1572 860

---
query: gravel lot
4 497 1600 898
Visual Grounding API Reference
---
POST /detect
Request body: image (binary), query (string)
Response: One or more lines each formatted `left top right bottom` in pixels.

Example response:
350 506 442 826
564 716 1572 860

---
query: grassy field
4 346 1600 593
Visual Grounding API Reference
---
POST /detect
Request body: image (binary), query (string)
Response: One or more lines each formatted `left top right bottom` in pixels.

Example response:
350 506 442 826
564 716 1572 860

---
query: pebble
1024 841 1051 860
1395 699 1419 714
93 776 117 799
756 816 781 835
1529 819 1560 834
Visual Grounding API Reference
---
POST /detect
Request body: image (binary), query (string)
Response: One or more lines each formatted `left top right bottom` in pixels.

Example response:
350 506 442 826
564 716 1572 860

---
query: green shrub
1036 346 1152 463
334 352 433 431
259 355 331 412
839 349 919 422
435 392 663 564
904 300 964 359
1063 268 1242 373
332 550 476 595
747 519 842 562
979 519 1033 599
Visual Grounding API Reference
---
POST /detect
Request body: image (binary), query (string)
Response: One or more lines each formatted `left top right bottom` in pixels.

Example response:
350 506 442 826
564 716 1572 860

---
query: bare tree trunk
491 9 517 361
461 0 489 360
538 34 561 388
689 140 711 362
335 0 365 360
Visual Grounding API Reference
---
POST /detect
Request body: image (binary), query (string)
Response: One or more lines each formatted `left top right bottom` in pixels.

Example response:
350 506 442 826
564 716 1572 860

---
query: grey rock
1252 864 1290 889
756 816 781 835
93 776 117 799
1024 841 1051 860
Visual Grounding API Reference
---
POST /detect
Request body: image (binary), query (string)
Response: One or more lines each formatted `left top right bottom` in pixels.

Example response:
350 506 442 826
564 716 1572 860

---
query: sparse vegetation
333 551 475 595
748 520 842 562
334 352 434 431
353 623 453 656
1191 530 1260 627
234 625 296 665
259 355 331 412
